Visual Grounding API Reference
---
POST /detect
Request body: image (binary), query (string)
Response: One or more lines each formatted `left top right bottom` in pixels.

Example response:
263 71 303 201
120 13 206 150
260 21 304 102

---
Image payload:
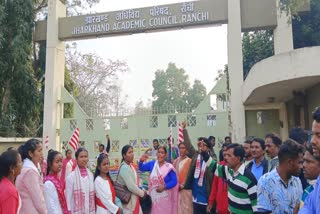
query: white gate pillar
227 0 246 142
274 0 293 54
43 0 66 151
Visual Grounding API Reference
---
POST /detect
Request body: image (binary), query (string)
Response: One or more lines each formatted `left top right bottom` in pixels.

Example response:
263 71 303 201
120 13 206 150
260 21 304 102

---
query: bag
114 164 132 204
114 181 132 204
140 194 152 214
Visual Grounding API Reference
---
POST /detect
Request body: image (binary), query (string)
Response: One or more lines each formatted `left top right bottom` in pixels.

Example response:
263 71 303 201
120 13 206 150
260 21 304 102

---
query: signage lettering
66 1 216 38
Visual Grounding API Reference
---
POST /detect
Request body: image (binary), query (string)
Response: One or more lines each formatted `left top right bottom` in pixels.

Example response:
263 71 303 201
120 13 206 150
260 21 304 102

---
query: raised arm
182 121 196 157
106 134 111 153
138 157 155 172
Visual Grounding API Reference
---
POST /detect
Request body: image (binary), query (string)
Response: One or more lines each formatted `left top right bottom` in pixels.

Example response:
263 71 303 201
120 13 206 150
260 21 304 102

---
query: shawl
44 174 69 214
72 166 95 214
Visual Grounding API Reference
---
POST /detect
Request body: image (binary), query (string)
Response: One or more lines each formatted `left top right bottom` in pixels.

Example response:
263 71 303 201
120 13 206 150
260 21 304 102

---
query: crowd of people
0 106 320 214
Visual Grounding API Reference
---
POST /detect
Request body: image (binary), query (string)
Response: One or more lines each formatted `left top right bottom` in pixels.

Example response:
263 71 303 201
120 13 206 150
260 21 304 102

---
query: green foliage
216 64 230 95
33 0 101 16
0 4 4 47
0 0 41 136
63 67 79 118
242 30 274 79
187 80 207 110
152 63 206 113
280 0 309 18
242 0 320 79
292 0 320 48
64 66 79 97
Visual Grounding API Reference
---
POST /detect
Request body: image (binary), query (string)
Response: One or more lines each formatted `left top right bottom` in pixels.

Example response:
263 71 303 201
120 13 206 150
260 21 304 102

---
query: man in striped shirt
201 143 258 214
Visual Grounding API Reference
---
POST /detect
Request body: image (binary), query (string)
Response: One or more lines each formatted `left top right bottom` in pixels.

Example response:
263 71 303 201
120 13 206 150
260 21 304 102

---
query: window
62 140 84 151
207 114 216 126
159 138 168 147
62 141 68 152
103 118 111 130
129 140 138 148
257 111 264 124
150 116 158 128
121 118 128 129
69 120 77 131
111 140 120 152
78 141 85 148
187 114 196 127
141 139 150 149
210 94 217 111
223 100 230 110
86 119 94 131
217 94 229 110
168 115 177 127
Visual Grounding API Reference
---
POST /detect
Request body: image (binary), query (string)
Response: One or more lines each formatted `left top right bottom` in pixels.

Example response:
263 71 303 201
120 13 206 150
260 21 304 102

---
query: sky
74 0 228 108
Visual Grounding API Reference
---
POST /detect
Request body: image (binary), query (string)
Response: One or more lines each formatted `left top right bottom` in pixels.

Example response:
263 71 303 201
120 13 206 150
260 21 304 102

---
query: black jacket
246 157 269 178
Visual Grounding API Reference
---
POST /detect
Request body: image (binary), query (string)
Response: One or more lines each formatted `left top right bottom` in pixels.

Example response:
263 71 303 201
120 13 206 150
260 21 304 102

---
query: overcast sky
74 0 228 107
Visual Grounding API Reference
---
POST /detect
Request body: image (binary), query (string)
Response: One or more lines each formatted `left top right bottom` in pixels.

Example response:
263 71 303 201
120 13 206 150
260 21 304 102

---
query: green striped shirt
206 157 258 214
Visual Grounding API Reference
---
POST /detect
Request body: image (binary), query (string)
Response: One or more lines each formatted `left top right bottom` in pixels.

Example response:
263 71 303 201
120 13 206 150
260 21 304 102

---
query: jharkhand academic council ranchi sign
59 0 228 40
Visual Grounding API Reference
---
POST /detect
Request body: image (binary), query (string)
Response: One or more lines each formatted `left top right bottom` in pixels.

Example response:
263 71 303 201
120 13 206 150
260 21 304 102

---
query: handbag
140 194 152 214
114 164 132 204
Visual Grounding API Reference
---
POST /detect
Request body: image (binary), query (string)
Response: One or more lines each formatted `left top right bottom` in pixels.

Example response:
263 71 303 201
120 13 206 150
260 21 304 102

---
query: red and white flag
177 122 184 143
68 128 79 151
169 125 173 147
44 135 49 150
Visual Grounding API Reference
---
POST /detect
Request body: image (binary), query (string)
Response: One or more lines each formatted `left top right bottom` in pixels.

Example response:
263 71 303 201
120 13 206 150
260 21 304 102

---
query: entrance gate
34 0 299 150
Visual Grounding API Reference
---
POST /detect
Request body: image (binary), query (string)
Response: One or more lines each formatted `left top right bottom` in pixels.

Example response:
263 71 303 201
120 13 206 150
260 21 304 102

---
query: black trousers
193 203 207 214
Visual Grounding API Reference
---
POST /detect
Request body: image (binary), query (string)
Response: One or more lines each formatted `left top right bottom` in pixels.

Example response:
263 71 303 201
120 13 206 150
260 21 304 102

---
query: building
60 77 229 166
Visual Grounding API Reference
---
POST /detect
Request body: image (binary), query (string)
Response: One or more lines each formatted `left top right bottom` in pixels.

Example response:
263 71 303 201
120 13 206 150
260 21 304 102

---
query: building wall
286 99 296 131
285 83 320 131
0 142 23 153
60 78 229 165
307 83 320 127
61 111 228 162
0 138 39 153
245 109 280 139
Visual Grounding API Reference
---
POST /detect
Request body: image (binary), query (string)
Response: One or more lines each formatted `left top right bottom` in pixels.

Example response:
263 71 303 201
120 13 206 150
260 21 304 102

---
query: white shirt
95 176 119 214
43 181 63 214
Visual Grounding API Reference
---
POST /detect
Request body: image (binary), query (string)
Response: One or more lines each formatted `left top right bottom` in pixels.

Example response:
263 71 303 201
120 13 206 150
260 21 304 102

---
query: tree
66 43 128 117
0 0 123 137
280 0 310 18
33 0 101 16
152 63 206 113
215 64 230 96
134 99 152 115
292 0 320 49
242 30 274 79
242 0 320 79
0 0 41 137
186 80 207 110
0 4 4 47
